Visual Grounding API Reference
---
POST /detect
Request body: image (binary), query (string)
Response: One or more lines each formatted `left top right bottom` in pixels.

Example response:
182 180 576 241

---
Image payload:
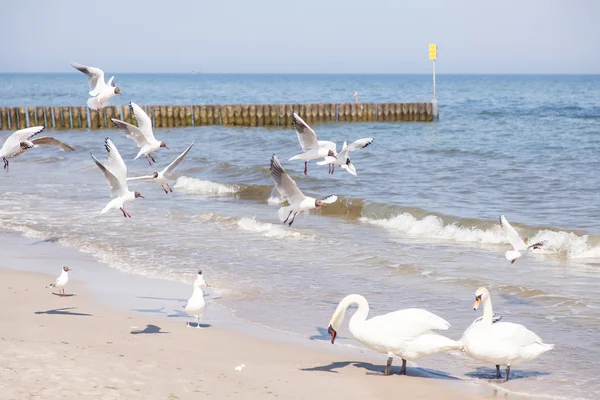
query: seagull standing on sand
71 62 121 110
317 138 374 176
111 102 168 165
289 113 337 175
90 138 144 218
0 126 75 172
47 266 72 297
499 215 546 263
127 141 194 194
270 154 337 226
183 270 207 328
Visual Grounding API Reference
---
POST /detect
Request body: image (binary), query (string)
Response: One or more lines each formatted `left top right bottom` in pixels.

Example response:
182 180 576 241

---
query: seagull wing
0 126 45 157
270 154 305 204
346 137 374 152
31 137 76 152
129 102 155 141
499 215 527 250
127 175 156 182
91 138 128 197
320 195 338 204
111 119 150 148
162 141 194 177
71 62 106 95
292 113 319 152
107 76 115 87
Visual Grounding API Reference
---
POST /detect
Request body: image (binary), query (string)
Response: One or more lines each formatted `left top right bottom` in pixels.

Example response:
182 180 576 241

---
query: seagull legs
400 359 407 375
161 185 169 194
3 157 8 172
496 365 501 378
145 156 153 166
120 207 132 218
288 213 298 227
197 315 201 328
149 154 156 163
304 161 307 175
283 210 294 224
383 357 393 375
166 183 173 193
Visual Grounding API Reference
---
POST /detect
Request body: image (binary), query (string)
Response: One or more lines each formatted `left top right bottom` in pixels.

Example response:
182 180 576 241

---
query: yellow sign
429 44 437 60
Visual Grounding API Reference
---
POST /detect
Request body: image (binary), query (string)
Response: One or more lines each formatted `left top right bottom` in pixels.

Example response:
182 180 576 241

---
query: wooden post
166 106 173 127
262 104 270 126
350 103 358 121
45 107 53 128
112 105 122 122
0 107 7 130
192 105 200 126
79 106 88 129
27 107 36 127
121 105 130 125
400 103 408 121
408 103 415 121
311 103 318 124
426 102 433 121
255 104 262 126
270 105 278 126
197 106 207 125
8 108 16 130
53 107 62 129
105 106 114 127
71 107 81 129
304 104 313 124
172 106 180 127
207 105 216 125
36 107 45 128
88 109 97 129
61 107 70 128
285 104 294 126
329 104 336 122
232 105 241 126
184 106 192 126
249 104 257 126
16 107 25 129
214 105 223 125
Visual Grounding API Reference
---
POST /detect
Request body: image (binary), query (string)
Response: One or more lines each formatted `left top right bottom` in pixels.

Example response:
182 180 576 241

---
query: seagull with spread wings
128 141 194 194
111 102 168 165
0 126 75 172
71 62 121 110
270 154 337 226
499 215 546 263
288 113 337 175
90 138 144 218
317 138 374 176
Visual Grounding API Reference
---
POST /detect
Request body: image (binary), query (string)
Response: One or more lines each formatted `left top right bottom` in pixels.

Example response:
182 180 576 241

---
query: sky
1 0 598 74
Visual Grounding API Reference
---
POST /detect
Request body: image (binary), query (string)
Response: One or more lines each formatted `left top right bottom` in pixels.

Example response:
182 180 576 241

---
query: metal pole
432 59 436 101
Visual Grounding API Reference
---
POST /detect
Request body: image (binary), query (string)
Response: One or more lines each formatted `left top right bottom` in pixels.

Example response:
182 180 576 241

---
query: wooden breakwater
0 102 436 131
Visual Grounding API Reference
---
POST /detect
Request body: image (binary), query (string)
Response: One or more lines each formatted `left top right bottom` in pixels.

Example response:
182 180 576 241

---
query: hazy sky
1 0 598 74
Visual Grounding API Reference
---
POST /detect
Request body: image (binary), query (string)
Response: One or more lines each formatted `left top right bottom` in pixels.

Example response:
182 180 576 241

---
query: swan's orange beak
473 298 481 311
327 325 337 344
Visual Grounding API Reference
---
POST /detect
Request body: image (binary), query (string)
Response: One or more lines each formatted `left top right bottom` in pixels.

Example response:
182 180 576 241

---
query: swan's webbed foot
505 366 510 382
383 357 393 376
496 365 501 378
400 359 407 375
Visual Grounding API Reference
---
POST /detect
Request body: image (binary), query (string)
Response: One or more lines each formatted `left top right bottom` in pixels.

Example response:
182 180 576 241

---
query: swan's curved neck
481 295 494 324
335 294 369 331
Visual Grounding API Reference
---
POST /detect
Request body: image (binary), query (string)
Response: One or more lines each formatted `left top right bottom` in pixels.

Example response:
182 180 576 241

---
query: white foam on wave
174 176 238 195
359 213 600 259
236 217 310 239
267 196 285 205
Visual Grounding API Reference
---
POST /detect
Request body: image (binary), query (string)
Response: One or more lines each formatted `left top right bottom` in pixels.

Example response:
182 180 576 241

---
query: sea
1 73 599 399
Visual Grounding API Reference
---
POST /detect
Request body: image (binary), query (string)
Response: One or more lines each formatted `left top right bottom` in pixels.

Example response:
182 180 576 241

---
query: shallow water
1 74 600 399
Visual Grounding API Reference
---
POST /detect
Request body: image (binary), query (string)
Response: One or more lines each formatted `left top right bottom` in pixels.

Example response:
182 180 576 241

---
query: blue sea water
1 73 600 399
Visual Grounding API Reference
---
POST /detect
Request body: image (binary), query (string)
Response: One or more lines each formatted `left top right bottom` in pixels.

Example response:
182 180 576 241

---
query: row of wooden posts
0 102 435 131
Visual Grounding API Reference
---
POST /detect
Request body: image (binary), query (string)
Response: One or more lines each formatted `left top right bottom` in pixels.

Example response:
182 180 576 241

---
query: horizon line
0 72 598 76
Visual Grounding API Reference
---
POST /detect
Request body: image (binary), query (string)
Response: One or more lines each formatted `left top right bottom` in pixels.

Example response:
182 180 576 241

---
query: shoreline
0 229 509 400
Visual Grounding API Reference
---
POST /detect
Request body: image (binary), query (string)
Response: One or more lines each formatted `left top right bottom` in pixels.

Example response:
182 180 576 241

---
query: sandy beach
0 265 499 400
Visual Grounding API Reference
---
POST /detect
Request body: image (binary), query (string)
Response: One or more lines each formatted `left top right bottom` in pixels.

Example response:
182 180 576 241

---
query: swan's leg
505 366 510 382
496 365 501 378
400 359 407 375
186 316 190 327
196 315 201 328
383 357 393 376
304 161 307 175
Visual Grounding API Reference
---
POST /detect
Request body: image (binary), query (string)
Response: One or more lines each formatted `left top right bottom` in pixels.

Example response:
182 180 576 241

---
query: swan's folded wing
489 322 544 347
367 308 451 339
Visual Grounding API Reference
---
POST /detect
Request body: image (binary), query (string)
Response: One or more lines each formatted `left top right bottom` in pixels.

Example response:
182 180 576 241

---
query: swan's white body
499 215 545 263
48 267 71 296
71 62 120 110
111 102 167 165
183 270 207 328
288 113 337 174
128 141 194 194
461 287 554 380
91 138 144 218
270 155 337 226
317 138 374 176
328 294 462 375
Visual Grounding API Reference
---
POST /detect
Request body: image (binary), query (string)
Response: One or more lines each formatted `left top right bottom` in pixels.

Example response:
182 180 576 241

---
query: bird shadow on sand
130 306 168 315
301 360 458 380
136 296 187 302
465 366 551 381
130 324 169 334
35 307 92 316
51 293 76 297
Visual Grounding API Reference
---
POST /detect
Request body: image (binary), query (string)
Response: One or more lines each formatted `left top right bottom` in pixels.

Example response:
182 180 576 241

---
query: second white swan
327 294 462 375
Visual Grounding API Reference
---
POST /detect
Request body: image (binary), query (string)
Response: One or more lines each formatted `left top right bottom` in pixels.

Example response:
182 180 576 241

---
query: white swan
327 294 463 375
461 287 554 381
183 270 207 328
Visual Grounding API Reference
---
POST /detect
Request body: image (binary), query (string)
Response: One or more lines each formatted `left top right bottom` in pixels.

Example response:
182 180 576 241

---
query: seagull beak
139 195 145 199
320 203 327 208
